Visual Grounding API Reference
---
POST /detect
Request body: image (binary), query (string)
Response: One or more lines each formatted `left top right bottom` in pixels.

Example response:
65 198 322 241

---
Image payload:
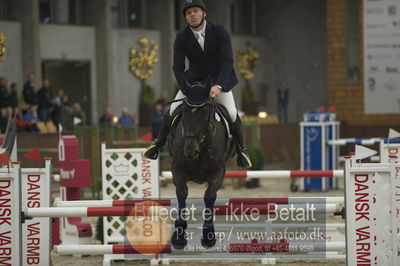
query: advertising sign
364 0 400 114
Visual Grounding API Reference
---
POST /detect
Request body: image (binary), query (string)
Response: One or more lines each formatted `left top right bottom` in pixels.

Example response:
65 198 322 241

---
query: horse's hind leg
201 175 224 248
171 178 188 249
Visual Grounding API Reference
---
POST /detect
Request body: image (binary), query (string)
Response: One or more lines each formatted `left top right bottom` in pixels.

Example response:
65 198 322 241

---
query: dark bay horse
167 98 234 249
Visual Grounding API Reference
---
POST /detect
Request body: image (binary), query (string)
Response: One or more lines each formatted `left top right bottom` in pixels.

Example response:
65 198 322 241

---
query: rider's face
185 7 205 29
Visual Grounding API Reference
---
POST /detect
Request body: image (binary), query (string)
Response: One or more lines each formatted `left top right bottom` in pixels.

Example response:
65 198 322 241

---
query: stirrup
237 151 252 169
142 144 160 160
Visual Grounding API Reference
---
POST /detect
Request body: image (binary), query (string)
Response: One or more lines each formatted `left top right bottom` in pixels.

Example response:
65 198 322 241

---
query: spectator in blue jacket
23 105 39 132
118 107 134 128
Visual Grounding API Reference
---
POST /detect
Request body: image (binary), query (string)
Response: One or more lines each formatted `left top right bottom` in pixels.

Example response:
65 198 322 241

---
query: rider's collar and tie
191 20 206 51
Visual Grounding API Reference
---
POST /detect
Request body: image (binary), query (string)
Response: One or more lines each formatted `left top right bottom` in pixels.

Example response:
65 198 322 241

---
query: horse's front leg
202 172 224 248
171 176 188 249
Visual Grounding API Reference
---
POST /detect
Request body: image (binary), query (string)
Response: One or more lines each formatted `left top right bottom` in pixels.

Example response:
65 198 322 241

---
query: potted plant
237 43 259 115
129 38 158 127
241 80 258 115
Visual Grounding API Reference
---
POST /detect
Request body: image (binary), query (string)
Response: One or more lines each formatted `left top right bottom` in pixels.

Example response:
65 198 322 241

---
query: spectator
151 103 163 141
118 107 134 128
0 77 10 108
15 108 31 132
62 94 71 112
23 73 37 110
51 90 64 129
36 79 53 123
23 105 39 132
9 83 19 113
277 79 289 123
99 107 114 125
61 94 74 129
0 77 10 132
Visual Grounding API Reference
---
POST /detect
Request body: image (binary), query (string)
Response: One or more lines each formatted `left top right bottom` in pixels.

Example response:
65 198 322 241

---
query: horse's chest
177 161 217 184
184 160 212 173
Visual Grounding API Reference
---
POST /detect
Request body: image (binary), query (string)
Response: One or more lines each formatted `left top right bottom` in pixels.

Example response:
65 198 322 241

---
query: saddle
215 104 233 139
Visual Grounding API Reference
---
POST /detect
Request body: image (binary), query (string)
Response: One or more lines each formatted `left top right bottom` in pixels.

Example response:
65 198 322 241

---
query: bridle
181 98 216 147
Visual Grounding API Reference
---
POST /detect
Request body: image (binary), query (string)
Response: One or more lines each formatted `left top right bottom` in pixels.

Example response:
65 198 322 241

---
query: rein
162 97 212 114
161 98 185 115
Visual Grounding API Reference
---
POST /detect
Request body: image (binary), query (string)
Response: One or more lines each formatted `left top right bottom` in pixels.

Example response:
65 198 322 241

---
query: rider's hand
209 85 222 98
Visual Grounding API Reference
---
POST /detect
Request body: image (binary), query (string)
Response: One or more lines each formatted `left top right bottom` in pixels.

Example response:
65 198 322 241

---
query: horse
167 97 234 249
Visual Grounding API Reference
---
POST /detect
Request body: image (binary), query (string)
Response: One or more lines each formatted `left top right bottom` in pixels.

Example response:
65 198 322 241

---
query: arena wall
327 0 400 125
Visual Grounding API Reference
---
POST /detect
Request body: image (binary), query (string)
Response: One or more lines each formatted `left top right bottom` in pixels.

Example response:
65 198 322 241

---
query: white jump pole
328 138 382 146
328 138 400 146
88 222 345 230
161 170 344 180
338 155 380 162
54 242 345 255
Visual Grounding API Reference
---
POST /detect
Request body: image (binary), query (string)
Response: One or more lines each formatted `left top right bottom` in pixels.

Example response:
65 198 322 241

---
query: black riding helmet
182 0 206 16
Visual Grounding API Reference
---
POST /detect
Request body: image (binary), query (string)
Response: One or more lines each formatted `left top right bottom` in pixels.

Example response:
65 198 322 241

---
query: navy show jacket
173 20 239 95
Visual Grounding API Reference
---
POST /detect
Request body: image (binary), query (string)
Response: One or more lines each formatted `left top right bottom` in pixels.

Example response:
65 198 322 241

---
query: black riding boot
143 112 172 160
232 115 252 169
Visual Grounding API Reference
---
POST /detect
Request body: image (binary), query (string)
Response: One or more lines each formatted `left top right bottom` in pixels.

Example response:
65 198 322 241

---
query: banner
364 0 400 114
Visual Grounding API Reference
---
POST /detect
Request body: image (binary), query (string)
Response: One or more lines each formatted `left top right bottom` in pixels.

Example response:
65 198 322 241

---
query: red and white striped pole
25 203 339 217
54 196 344 208
161 170 344 180
55 244 171 255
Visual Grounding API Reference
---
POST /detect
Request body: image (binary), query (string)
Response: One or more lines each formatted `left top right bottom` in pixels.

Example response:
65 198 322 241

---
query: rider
143 0 252 169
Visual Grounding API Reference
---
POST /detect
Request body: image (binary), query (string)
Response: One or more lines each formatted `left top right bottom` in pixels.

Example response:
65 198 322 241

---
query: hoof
201 222 215 248
201 235 216 248
171 230 187 249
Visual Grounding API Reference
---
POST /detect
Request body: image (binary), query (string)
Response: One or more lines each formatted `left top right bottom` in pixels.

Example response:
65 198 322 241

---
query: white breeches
169 90 238 122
